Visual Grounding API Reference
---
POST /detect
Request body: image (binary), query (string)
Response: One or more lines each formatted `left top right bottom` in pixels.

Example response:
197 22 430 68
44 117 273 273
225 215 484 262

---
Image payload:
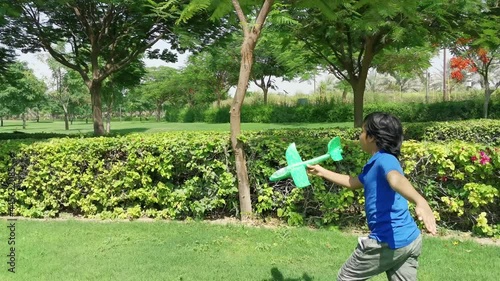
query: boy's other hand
415 203 437 235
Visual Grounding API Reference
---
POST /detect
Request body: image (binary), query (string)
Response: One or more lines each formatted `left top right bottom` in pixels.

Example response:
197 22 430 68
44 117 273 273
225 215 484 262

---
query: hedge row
0 129 498 236
3 119 500 148
250 119 500 146
164 98 500 123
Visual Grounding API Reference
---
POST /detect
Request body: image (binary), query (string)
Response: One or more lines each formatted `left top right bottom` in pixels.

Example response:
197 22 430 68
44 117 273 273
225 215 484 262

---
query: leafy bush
0 129 498 236
0 133 238 220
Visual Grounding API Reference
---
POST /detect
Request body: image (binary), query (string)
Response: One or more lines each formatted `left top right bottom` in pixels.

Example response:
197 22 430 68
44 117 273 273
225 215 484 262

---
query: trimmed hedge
0 132 74 141
247 119 500 146
0 129 498 237
404 119 500 145
174 98 500 123
2 119 499 147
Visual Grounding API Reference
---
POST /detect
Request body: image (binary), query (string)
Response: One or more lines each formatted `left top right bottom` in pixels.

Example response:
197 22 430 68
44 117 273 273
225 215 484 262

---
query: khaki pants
338 234 422 281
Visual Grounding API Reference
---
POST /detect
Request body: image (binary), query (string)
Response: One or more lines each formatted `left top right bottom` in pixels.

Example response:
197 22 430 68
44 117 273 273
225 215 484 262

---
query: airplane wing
286 143 311 188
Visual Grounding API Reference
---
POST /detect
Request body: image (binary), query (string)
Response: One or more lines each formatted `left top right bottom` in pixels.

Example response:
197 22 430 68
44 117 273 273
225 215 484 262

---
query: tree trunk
342 88 348 103
230 0 273 221
255 77 270 104
156 101 162 122
230 0 274 220
89 82 105 136
63 105 69 130
216 89 222 108
22 113 26 129
350 37 375 128
1 117 3 127
484 87 491 119
64 112 69 130
352 81 365 128
481 71 491 119
231 37 254 221
106 112 111 133
263 87 269 105
106 99 114 134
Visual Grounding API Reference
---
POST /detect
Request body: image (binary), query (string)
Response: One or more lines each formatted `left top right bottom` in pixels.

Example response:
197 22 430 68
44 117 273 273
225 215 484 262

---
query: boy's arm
386 170 437 235
307 164 363 190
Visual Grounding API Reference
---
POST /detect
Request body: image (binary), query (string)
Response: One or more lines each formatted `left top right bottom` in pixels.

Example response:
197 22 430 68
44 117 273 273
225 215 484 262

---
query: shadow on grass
263 267 314 281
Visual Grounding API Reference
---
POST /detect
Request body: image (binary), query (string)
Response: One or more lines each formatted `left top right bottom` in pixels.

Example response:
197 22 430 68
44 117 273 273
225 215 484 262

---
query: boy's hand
415 202 437 235
306 164 325 177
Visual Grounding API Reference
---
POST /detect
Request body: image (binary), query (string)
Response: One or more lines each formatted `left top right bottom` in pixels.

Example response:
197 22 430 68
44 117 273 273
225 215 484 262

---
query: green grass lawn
0 120 352 135
0 219 498 281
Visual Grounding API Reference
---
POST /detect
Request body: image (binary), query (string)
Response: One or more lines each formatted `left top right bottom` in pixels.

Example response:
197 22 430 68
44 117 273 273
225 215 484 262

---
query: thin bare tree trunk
231 0 273 220
89 82 105 135
231 37 254 220
484 86 491 119
352 81 365 128
106 112 111 133
263 88 269 105
351 38 374 128
63 105 69 130
216 89 222 108
22 113 26 129
156 101 162 122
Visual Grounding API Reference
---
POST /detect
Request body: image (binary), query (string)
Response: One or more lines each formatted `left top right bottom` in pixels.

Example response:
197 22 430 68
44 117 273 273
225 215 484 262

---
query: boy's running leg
337 235 422 281
385 235 422 281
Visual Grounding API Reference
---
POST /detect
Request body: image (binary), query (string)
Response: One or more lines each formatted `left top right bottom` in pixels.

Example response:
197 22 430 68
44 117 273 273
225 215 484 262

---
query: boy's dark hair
363 112 403 158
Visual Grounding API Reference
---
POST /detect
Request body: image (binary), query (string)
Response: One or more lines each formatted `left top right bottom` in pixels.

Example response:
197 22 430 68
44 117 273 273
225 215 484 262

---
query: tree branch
21 5 88 82
231 0 249 35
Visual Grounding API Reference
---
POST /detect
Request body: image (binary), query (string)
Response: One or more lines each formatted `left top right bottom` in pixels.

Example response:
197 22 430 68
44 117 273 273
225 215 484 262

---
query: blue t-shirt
358 151 420 249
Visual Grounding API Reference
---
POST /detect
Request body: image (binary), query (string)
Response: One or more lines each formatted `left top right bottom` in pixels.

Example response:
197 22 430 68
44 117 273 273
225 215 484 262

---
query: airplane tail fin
327 137 343 161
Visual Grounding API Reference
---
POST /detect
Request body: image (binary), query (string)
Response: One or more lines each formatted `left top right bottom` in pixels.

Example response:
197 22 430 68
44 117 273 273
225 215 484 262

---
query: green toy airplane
269 137 343 188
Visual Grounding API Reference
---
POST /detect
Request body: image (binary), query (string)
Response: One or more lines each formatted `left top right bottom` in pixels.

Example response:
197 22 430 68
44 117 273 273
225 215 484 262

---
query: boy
307 112 436 281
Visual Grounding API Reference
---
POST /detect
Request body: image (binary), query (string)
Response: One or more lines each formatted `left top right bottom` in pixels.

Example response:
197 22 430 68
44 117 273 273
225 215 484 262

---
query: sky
17 41 448 95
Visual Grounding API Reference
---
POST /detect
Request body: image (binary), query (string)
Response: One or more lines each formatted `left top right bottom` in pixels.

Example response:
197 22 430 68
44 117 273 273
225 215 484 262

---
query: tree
286 0 478 127
450 45 499 117
449 2 500 118
154 0 277 219
226 0 274 220
0 62 47 129
101 59 146 133
373 46 434 93
136 66 183 121
2 0 195 135
184 46 240 107
0 1 19 76
41 46 87 130
252 30 316 104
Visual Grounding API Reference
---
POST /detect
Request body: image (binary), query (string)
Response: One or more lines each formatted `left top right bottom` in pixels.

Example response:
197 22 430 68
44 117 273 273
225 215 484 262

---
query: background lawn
0 219 498 281
0 120 352 135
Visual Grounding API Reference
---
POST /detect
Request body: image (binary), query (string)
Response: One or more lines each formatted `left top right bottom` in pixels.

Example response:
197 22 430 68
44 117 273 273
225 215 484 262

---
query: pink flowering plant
401 141 499 237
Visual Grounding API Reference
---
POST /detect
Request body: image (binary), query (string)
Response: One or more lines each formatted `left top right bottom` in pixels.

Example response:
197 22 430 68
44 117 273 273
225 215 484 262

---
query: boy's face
359 125 377 154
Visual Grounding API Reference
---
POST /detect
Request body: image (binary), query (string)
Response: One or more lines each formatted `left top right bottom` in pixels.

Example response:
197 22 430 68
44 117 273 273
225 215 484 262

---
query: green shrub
0 130 498 237
204 106 230 123
166 98 499 124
